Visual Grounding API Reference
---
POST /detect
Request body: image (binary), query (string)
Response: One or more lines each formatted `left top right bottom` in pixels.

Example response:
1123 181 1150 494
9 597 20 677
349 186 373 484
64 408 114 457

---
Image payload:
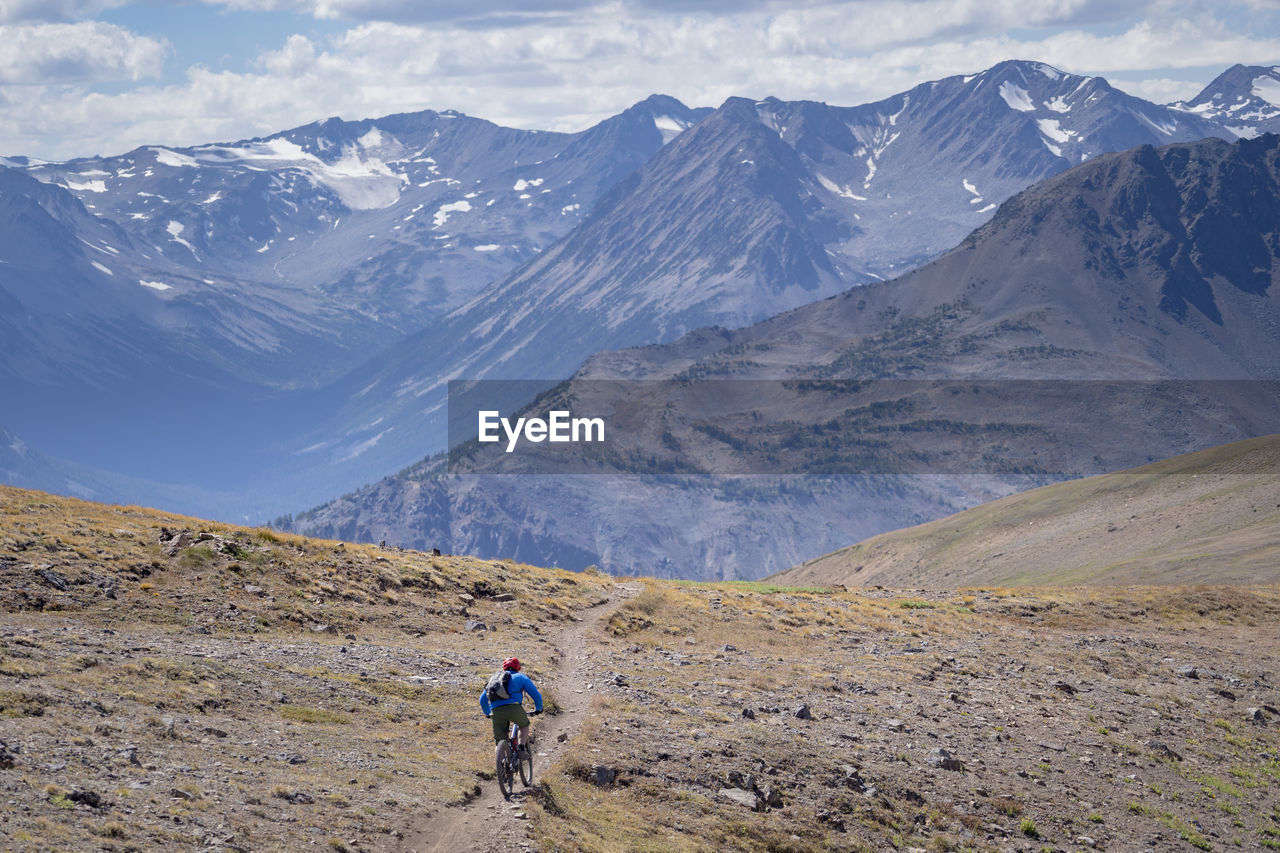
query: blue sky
1 0 1278 160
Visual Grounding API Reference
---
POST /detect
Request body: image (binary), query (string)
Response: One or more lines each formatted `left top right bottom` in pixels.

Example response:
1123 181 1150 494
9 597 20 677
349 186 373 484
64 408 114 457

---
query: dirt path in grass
398 582 642 853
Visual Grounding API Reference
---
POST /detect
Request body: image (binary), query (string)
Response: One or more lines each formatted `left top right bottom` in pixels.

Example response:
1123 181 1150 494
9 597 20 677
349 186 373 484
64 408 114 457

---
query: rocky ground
1 485 1278 852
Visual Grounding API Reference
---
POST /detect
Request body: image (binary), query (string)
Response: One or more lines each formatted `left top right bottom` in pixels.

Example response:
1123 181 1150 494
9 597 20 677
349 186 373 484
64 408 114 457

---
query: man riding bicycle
480 657 543 753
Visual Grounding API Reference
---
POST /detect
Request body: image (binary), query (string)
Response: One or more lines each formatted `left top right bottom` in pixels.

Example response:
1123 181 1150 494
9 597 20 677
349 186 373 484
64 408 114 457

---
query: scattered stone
556 732 569 743
119 746 141 767
464 620 488 632
589 765 617 787
1177 665 1199 679
275 790 314 805
1075 836 1097 848
203 727 228 739
458 593 475 604
243 584 264 596
719 787 763 811
1247 707 1268 725
1216 688 1236 701
927 747 964 771
1052 680 1077 695
795 704 813 720
492 593 516 602
612 674 628 687
68 790 103 808
35 567 70 592
1038 742 1066 753
170 788 196 801
884 719 906 732
1146 739 1182 762
0 741 15 770
310 624 331 634
160 717 177 739
763 785 785 807
722 644 737 652
742 708 756 720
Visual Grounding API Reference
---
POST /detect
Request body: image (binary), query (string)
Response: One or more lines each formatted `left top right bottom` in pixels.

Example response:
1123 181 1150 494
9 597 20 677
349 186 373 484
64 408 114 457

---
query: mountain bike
495 720 534 798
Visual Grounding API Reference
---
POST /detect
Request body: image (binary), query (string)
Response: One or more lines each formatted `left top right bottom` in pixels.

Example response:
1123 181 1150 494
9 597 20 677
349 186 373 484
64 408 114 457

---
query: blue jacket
479 671 543 716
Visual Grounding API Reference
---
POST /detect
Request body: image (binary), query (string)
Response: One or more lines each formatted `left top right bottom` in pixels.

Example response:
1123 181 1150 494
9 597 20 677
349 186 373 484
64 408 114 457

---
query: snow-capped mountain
291 60 1234 493
289 133 1280 577
18 95 709 331
0 61 1259 523
1172 64 1280 138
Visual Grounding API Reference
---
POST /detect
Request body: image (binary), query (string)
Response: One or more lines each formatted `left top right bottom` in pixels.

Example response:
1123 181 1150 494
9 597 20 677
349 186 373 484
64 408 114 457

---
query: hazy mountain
1172 64 1280 138
288 133 1280 578
0 97 709 513
0 62 1254 523
290 60 1235 492
778 434 1280 588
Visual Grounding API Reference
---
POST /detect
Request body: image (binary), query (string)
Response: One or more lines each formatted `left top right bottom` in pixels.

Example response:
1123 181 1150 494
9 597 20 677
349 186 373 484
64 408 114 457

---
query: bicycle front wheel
518 746 533 787
496 741 514 799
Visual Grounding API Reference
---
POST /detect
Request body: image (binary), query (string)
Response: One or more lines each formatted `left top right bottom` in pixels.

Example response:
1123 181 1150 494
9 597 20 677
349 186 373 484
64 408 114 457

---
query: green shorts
491 703 530 743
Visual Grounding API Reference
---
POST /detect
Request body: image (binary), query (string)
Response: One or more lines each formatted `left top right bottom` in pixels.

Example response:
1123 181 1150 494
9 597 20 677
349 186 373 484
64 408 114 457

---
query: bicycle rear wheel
518 746 533 787
495 741 514 799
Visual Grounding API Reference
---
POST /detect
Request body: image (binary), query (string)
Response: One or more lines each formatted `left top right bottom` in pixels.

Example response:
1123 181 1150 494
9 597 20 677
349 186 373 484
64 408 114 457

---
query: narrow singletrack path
399 582 642 853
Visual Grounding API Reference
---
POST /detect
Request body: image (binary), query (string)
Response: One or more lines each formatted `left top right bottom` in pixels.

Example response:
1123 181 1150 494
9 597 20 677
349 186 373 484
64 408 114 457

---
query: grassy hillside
2 485 1280 852
779 435 1280 589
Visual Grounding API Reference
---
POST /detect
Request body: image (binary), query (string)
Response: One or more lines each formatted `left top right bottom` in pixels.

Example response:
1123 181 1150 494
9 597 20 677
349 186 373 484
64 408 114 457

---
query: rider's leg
518 724 530 750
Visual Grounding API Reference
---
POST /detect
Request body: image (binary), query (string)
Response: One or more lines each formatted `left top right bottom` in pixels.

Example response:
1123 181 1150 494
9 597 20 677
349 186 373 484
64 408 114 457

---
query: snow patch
1253 74 1280 107
139 279 172 291
152 147 199 168
1045 96 1071 113
166 221 198 256
63 178 107 193
962 179 980 196
1033 63 1062 80
1037 118 1071 143
863 156 877 189
1226 124 1261 139
433 199 472 228
653 114 690 144
1042 139 1063 157
512 178 544 192
561 203 580 214
200 191 222 205
91 261 113 276
473 244 500 252
185 138 402 209
978 203 997 213
817 173 867 200
358 127 384 148
999 82 1035 112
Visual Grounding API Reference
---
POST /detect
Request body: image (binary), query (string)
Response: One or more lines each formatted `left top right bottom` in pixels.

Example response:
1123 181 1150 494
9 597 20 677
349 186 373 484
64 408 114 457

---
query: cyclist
480 657 543 754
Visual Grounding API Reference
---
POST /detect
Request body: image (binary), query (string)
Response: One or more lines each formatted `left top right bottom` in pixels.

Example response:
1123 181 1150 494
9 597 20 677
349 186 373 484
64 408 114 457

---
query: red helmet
502 657 521 672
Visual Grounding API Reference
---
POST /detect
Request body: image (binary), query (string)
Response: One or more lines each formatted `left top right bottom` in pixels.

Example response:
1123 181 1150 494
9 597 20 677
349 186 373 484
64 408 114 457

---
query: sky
1 0 1278 161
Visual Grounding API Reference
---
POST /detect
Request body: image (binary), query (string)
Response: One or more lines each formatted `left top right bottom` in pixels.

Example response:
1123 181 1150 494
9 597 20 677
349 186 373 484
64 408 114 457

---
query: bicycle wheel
518 745 533 787
495 741 514 799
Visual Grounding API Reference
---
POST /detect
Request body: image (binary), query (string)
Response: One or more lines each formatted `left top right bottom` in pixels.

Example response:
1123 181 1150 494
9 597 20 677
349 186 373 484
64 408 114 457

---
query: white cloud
0 0 1277 159
0 21 168 85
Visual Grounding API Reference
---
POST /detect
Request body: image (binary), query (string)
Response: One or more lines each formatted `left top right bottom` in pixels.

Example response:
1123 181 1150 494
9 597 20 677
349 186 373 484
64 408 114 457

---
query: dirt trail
399 582 641 853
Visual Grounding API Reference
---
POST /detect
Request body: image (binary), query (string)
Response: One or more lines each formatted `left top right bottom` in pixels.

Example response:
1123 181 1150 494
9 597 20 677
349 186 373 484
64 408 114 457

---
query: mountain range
289 132 1280 578
2 60 1276 536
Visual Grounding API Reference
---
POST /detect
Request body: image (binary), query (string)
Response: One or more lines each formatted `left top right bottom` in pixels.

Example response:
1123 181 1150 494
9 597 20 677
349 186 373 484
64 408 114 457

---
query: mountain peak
1173 63 1280 137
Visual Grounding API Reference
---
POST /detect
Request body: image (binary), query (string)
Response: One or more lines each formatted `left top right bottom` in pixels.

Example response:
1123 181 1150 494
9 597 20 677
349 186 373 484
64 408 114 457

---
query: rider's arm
480 689 491 716
520 674 543 713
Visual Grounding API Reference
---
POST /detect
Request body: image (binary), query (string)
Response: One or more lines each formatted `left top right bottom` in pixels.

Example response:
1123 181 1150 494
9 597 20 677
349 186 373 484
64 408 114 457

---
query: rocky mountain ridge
289 133 1280 578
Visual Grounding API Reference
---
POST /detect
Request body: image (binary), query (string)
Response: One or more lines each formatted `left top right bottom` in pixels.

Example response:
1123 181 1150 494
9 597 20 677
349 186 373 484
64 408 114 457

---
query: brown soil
399 584 642 853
